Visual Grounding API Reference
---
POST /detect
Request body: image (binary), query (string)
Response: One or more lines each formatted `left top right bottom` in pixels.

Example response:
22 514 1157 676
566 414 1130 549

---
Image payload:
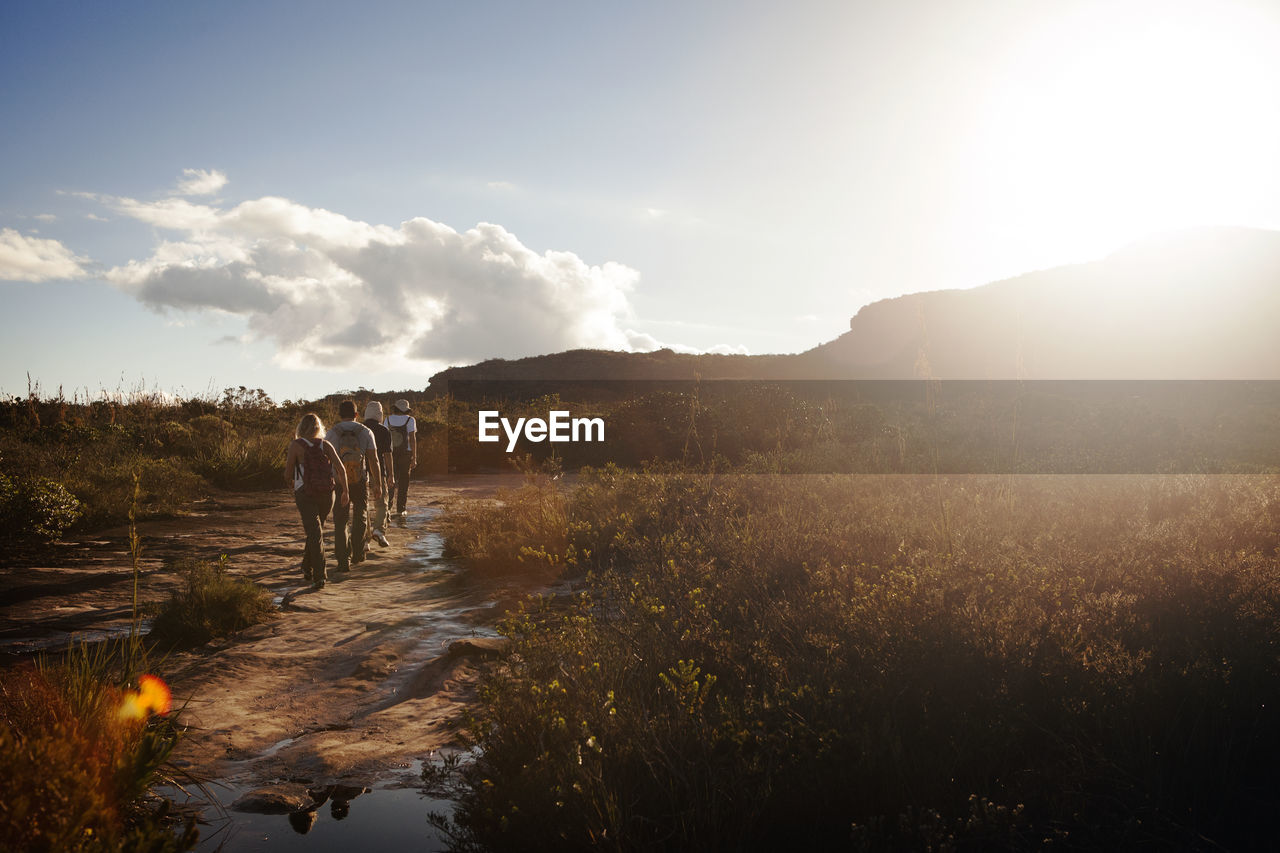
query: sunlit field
434 469 1280 850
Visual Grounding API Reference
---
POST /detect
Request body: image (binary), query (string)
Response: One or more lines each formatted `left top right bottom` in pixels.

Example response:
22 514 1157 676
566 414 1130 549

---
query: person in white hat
386 399 417 517
362 400 393 547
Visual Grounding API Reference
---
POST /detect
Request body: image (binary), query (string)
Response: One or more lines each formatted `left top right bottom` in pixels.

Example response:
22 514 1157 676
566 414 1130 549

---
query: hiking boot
373 529 389 547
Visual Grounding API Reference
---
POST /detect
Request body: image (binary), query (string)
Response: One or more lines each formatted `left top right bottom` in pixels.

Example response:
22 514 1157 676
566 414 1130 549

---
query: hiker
386 398 417 517
283 413 349 589
362 400 393 547
326 400 384 572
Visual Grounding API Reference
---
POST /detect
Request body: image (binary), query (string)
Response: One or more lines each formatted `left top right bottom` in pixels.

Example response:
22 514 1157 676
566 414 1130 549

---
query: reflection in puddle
286 784 369 833
188 776 454 852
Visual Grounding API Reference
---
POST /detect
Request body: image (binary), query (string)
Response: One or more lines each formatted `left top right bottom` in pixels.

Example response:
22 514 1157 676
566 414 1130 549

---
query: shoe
312 579 325 590
335 564 350 573
373 529 389 547
397 510 408 518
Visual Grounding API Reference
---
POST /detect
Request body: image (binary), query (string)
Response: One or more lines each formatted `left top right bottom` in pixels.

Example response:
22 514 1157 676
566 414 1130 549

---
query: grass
441 465 571 575
147 556 277 647
0 643 197 852
431 470 1280 851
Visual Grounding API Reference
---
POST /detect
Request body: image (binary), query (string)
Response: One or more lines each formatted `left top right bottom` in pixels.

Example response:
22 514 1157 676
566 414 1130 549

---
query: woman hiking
283 413 349 589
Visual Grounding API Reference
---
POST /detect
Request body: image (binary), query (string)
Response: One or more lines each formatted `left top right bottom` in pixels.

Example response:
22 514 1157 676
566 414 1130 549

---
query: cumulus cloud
93 176 651 370
0 228 88 282
45 169 746 370
173 168 228 196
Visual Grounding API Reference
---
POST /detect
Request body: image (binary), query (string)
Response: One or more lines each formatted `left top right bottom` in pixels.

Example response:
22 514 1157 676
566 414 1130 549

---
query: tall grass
433 471 1280 850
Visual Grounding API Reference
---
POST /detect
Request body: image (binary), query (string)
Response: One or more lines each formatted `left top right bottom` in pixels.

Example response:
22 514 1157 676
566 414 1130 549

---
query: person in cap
386 399 417 517
362 400 393 547
325 400 383 571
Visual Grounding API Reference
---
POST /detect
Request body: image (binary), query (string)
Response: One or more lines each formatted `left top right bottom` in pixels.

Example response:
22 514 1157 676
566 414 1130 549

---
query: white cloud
96 184 652 370
33 213 57 223
86 213 109 222
173 168 228 196
0 229 88 282
114 197 222 231
486 180 517 192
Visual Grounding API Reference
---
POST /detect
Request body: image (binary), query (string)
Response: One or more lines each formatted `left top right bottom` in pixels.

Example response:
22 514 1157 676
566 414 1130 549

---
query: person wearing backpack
386 399 417 517
325 400 384 572
283 413 349 589
362 400 393 547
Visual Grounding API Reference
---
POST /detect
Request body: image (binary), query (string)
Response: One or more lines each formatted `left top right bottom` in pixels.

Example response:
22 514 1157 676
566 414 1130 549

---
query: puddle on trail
172 768 455 852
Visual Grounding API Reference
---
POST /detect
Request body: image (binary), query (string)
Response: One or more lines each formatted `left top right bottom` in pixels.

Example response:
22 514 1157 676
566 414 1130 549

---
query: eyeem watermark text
478 410 605 452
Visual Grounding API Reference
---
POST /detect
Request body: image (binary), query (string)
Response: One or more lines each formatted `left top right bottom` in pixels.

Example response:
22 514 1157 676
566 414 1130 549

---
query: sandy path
1 476 537 795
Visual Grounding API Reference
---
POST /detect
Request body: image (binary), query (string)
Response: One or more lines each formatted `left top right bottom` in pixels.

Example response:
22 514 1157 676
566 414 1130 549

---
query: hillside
429 226 1280 387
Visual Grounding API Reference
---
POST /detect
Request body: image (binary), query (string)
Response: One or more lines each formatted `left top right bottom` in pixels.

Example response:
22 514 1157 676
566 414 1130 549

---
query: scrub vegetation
0 382 446 544
433 468 1280 850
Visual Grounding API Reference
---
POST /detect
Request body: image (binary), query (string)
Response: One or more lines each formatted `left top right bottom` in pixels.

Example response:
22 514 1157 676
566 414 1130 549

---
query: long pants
295 490 334 582
333 481 369 569
369 492 389 533
393 451 411 514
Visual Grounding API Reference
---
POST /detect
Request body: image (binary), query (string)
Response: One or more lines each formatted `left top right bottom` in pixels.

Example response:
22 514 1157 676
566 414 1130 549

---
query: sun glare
966 0 1280 278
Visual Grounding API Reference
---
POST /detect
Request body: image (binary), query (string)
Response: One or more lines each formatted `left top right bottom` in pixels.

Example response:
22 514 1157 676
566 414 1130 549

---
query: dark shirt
364 419 393 477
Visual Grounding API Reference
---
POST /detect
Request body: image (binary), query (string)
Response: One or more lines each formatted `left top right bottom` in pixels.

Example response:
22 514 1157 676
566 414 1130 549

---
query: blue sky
4 0 1280 400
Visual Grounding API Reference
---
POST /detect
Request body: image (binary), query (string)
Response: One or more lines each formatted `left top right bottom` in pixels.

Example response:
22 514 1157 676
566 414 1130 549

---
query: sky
4 0 1280 401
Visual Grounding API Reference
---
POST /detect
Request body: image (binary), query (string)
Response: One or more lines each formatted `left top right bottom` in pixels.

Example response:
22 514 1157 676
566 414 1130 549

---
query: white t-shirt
386 413 416 433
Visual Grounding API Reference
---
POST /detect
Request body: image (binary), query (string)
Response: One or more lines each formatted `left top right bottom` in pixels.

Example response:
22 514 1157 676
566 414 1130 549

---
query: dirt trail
0 476 536 794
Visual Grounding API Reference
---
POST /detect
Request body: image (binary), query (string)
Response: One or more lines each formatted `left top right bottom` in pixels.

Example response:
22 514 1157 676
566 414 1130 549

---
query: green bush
0 471 81 542
148 557 276 647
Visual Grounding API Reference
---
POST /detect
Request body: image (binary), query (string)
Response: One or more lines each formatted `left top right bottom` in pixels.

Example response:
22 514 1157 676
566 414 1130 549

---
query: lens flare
119 674 172 721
